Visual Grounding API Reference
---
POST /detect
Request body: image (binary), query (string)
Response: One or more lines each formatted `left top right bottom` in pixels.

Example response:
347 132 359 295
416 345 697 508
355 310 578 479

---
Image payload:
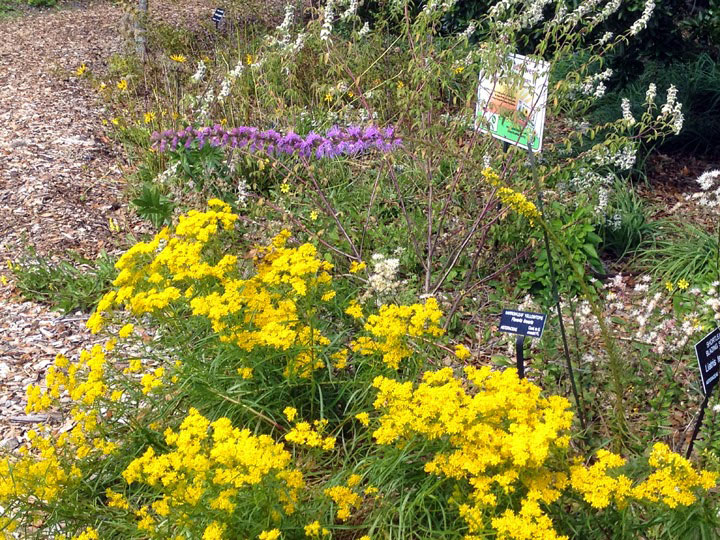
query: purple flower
151 124 402 159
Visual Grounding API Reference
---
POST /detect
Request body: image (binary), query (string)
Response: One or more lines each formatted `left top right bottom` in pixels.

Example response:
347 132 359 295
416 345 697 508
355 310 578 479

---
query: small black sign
695 327 720 396
499 309 547 339
212 8 225 23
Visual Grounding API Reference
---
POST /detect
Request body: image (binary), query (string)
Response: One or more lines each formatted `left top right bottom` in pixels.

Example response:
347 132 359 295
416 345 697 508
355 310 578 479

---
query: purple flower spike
151 124 402 159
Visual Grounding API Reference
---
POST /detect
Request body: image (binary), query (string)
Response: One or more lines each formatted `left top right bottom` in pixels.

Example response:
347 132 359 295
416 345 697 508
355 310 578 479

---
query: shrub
2 202 717 538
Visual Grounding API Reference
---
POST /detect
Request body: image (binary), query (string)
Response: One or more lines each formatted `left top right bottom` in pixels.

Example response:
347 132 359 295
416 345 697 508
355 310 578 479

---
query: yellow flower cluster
26 345 108 413
497 187 541 224
570 443 717 509
371 366 717 538
371 366 573 536
0 404 115 525
351 298 445 369
304 521 330 537
122 408 304 536
324 474 364 521
88 201 337 378
285 418 335 451
481 167 540 224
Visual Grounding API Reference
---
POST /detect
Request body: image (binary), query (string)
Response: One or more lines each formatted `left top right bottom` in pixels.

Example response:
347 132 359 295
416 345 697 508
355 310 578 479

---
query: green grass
10 247 117 313
636 220 720 285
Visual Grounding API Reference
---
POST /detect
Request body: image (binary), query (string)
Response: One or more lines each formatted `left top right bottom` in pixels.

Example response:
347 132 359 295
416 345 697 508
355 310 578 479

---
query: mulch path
0 0 142 448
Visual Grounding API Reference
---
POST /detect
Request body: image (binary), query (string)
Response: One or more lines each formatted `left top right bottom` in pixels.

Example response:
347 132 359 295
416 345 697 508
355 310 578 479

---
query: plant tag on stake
499 309 547 379
212 8 225 27
475 53 550 152
695 327 720 396
499 309 547 339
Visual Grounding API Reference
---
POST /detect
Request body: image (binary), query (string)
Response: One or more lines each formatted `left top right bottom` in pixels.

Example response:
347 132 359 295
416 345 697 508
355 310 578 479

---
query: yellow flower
355 412 370 426
203 522 226 540
0 275 7 286
169 54 187 63
677 278 689 290
310 210 319 221
111 117 119 125
99 82 107 89
304 521 329 537
259 531 281 540
454 344 471 360
117 79 128 91
284 407 298 422
665 281 674 292
144 112 156 124
118 323 134 338
349 261 366 273
324 93 333 103
454 66 465 74
345 300 363 319
396 80 404 89
75 64 88 76
238 367 253 379
246 53 254 65
321 290 336 301
280 183 291 194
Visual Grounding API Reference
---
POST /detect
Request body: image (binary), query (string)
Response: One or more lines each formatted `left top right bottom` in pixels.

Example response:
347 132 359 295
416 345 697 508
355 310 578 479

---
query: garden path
0 1 138 447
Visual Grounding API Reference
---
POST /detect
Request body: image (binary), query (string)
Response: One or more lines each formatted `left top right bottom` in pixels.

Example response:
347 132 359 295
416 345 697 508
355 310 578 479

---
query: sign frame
695 326 720 396
475 53 550 153
499 309 547 339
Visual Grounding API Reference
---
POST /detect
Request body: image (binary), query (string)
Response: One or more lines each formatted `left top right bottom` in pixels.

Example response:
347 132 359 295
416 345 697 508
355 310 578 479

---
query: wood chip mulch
0 1 145 446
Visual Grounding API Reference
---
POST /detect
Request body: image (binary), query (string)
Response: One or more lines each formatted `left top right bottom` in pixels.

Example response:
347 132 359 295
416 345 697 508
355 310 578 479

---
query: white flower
621 97 635 125
630 0 655 35
461 23 477 40
697 170 720 191
645 83 656 104
358 21 370 36
320 0 335 41
598 31 614 45
190 60 206 83
661 84 678 115
341 0 358 20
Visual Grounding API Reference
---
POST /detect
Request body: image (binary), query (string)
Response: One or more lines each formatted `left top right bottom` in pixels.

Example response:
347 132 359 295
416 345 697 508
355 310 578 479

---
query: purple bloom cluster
151 124 402 158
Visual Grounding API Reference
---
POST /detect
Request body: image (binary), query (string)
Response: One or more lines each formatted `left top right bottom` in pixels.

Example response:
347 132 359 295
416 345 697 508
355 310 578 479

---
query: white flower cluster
579 69 612 98
706 281 720 322
575 275 706 357
518 0 554 29
358 22 371 36
236 178 251 207
659 84 684 134
460 22 477 40
689 169 720 210
320 0 335 41
629 0 655 35
645 83 656 104
597 31 614 46
566 0 604 25
422 0 456 15
218 58 246 102
155 161 180 186
341 0 359 20
363 252 405 301
605 213 622 231
595 0 622 25
593 144 637 170
620 97 635 125
569 167 614 215
275 4 295 46
190 60 206 84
